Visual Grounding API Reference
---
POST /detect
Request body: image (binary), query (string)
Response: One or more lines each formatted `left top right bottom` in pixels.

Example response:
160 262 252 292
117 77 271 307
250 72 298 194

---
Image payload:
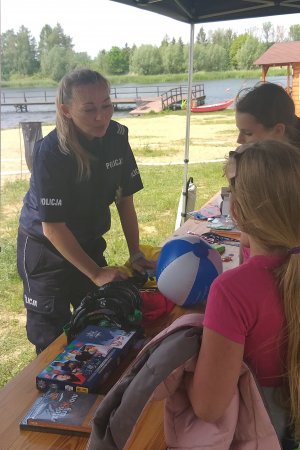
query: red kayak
191 98 234 113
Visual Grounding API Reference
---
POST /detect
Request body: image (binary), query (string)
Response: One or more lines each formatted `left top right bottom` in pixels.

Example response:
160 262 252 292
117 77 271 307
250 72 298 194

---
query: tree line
1 22 300 82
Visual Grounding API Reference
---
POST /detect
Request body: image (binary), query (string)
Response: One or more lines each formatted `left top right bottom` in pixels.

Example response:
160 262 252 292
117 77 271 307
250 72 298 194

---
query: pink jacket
154 356 282 449
89 314 282 450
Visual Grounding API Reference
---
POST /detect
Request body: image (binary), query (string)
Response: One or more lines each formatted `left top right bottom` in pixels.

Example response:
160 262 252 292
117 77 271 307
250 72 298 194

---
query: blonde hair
56 68 110 180
226 140 300 439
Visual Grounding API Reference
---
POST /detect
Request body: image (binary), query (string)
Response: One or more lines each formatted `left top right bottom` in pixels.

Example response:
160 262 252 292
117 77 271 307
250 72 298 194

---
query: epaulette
116 122 126 136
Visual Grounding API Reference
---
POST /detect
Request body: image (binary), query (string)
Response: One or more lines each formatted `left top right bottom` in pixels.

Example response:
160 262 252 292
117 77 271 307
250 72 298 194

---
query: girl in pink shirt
235 82 300 264
185 140 300 445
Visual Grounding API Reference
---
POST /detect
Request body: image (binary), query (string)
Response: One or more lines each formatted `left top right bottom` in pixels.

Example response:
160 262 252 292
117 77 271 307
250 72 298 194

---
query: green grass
0 162 223 388
1 75 57 88
1 67 286 88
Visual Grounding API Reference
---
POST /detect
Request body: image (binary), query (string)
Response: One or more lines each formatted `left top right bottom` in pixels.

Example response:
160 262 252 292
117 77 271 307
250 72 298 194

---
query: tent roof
111 0 300 24
255 41 300 65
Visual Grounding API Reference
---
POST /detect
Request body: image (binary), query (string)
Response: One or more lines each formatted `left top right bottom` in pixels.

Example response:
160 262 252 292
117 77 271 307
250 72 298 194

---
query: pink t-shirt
203 255 287 386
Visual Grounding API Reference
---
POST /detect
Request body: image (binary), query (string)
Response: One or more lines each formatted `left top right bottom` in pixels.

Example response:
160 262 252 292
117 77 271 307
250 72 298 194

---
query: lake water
1 76 286 129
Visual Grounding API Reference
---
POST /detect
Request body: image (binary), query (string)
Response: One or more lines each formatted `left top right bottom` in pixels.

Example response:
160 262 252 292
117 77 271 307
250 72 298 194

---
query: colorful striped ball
156 234 222 306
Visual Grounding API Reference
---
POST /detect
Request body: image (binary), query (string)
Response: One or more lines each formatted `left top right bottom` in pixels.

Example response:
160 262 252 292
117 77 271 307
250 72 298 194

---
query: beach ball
156 234 222 306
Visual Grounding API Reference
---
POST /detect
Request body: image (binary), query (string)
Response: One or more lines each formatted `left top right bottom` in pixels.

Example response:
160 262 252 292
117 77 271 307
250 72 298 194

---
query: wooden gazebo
255 41 300 116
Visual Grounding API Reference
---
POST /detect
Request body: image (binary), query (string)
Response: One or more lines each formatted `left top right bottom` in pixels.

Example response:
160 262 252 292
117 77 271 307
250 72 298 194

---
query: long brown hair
236 82 300 147
56 68 110 180
226 140 300 439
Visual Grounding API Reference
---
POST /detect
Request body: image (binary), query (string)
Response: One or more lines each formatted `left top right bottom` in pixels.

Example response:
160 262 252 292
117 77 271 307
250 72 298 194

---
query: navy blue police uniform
17 120 143 352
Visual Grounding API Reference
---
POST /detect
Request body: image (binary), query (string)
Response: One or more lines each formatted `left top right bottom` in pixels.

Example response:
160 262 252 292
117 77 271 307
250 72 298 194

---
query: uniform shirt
203 255 287 387
19 121 143 243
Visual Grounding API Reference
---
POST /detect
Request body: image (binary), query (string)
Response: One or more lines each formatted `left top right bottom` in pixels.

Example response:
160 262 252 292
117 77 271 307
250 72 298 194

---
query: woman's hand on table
92 267 128 287
130 252 157 275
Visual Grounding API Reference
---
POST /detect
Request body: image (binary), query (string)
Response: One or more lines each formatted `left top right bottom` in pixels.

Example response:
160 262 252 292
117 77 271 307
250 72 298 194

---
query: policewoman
17 69 155 353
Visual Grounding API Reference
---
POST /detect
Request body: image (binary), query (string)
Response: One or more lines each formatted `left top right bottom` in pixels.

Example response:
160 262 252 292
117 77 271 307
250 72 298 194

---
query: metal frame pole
180 23 195 227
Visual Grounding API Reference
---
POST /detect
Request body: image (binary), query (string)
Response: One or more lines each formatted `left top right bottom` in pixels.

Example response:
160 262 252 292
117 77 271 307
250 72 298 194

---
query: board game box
20 388 103 436
36 325 137 393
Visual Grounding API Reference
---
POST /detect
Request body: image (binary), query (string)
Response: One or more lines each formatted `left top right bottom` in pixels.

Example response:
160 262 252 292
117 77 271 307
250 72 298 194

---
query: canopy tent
111 0 300 226
110 1 300 24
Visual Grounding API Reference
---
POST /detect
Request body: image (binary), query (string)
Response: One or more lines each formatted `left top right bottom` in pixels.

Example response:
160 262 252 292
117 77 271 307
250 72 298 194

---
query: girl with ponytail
186 140 300 447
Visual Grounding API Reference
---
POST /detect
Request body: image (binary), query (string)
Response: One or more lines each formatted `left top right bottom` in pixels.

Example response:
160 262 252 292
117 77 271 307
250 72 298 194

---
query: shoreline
1 68 286 89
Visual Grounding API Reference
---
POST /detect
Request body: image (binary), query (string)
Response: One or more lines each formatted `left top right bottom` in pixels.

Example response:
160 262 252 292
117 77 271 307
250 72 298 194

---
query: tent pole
180 22 195 227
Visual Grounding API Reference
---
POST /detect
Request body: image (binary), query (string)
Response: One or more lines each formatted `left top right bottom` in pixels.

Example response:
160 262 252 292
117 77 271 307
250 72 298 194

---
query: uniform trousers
17 228 107 353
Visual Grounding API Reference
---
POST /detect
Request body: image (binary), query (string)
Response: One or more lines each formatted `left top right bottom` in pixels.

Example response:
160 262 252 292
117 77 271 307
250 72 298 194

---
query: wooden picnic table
0 201 239 449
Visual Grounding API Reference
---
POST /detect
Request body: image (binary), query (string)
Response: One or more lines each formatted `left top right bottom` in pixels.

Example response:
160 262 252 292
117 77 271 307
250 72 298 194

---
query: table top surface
0 210 240 450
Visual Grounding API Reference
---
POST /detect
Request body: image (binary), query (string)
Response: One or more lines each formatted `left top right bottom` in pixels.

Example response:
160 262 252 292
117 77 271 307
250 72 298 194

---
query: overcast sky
1 0 300 57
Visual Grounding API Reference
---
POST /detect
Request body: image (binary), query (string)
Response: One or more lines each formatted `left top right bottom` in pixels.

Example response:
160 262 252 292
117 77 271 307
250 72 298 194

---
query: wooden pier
129 85 205 115
1 84 205 114
1 96 156 112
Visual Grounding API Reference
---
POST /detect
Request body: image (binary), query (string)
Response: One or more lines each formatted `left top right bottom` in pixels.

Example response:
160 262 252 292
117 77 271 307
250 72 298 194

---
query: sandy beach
1 111 237 184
